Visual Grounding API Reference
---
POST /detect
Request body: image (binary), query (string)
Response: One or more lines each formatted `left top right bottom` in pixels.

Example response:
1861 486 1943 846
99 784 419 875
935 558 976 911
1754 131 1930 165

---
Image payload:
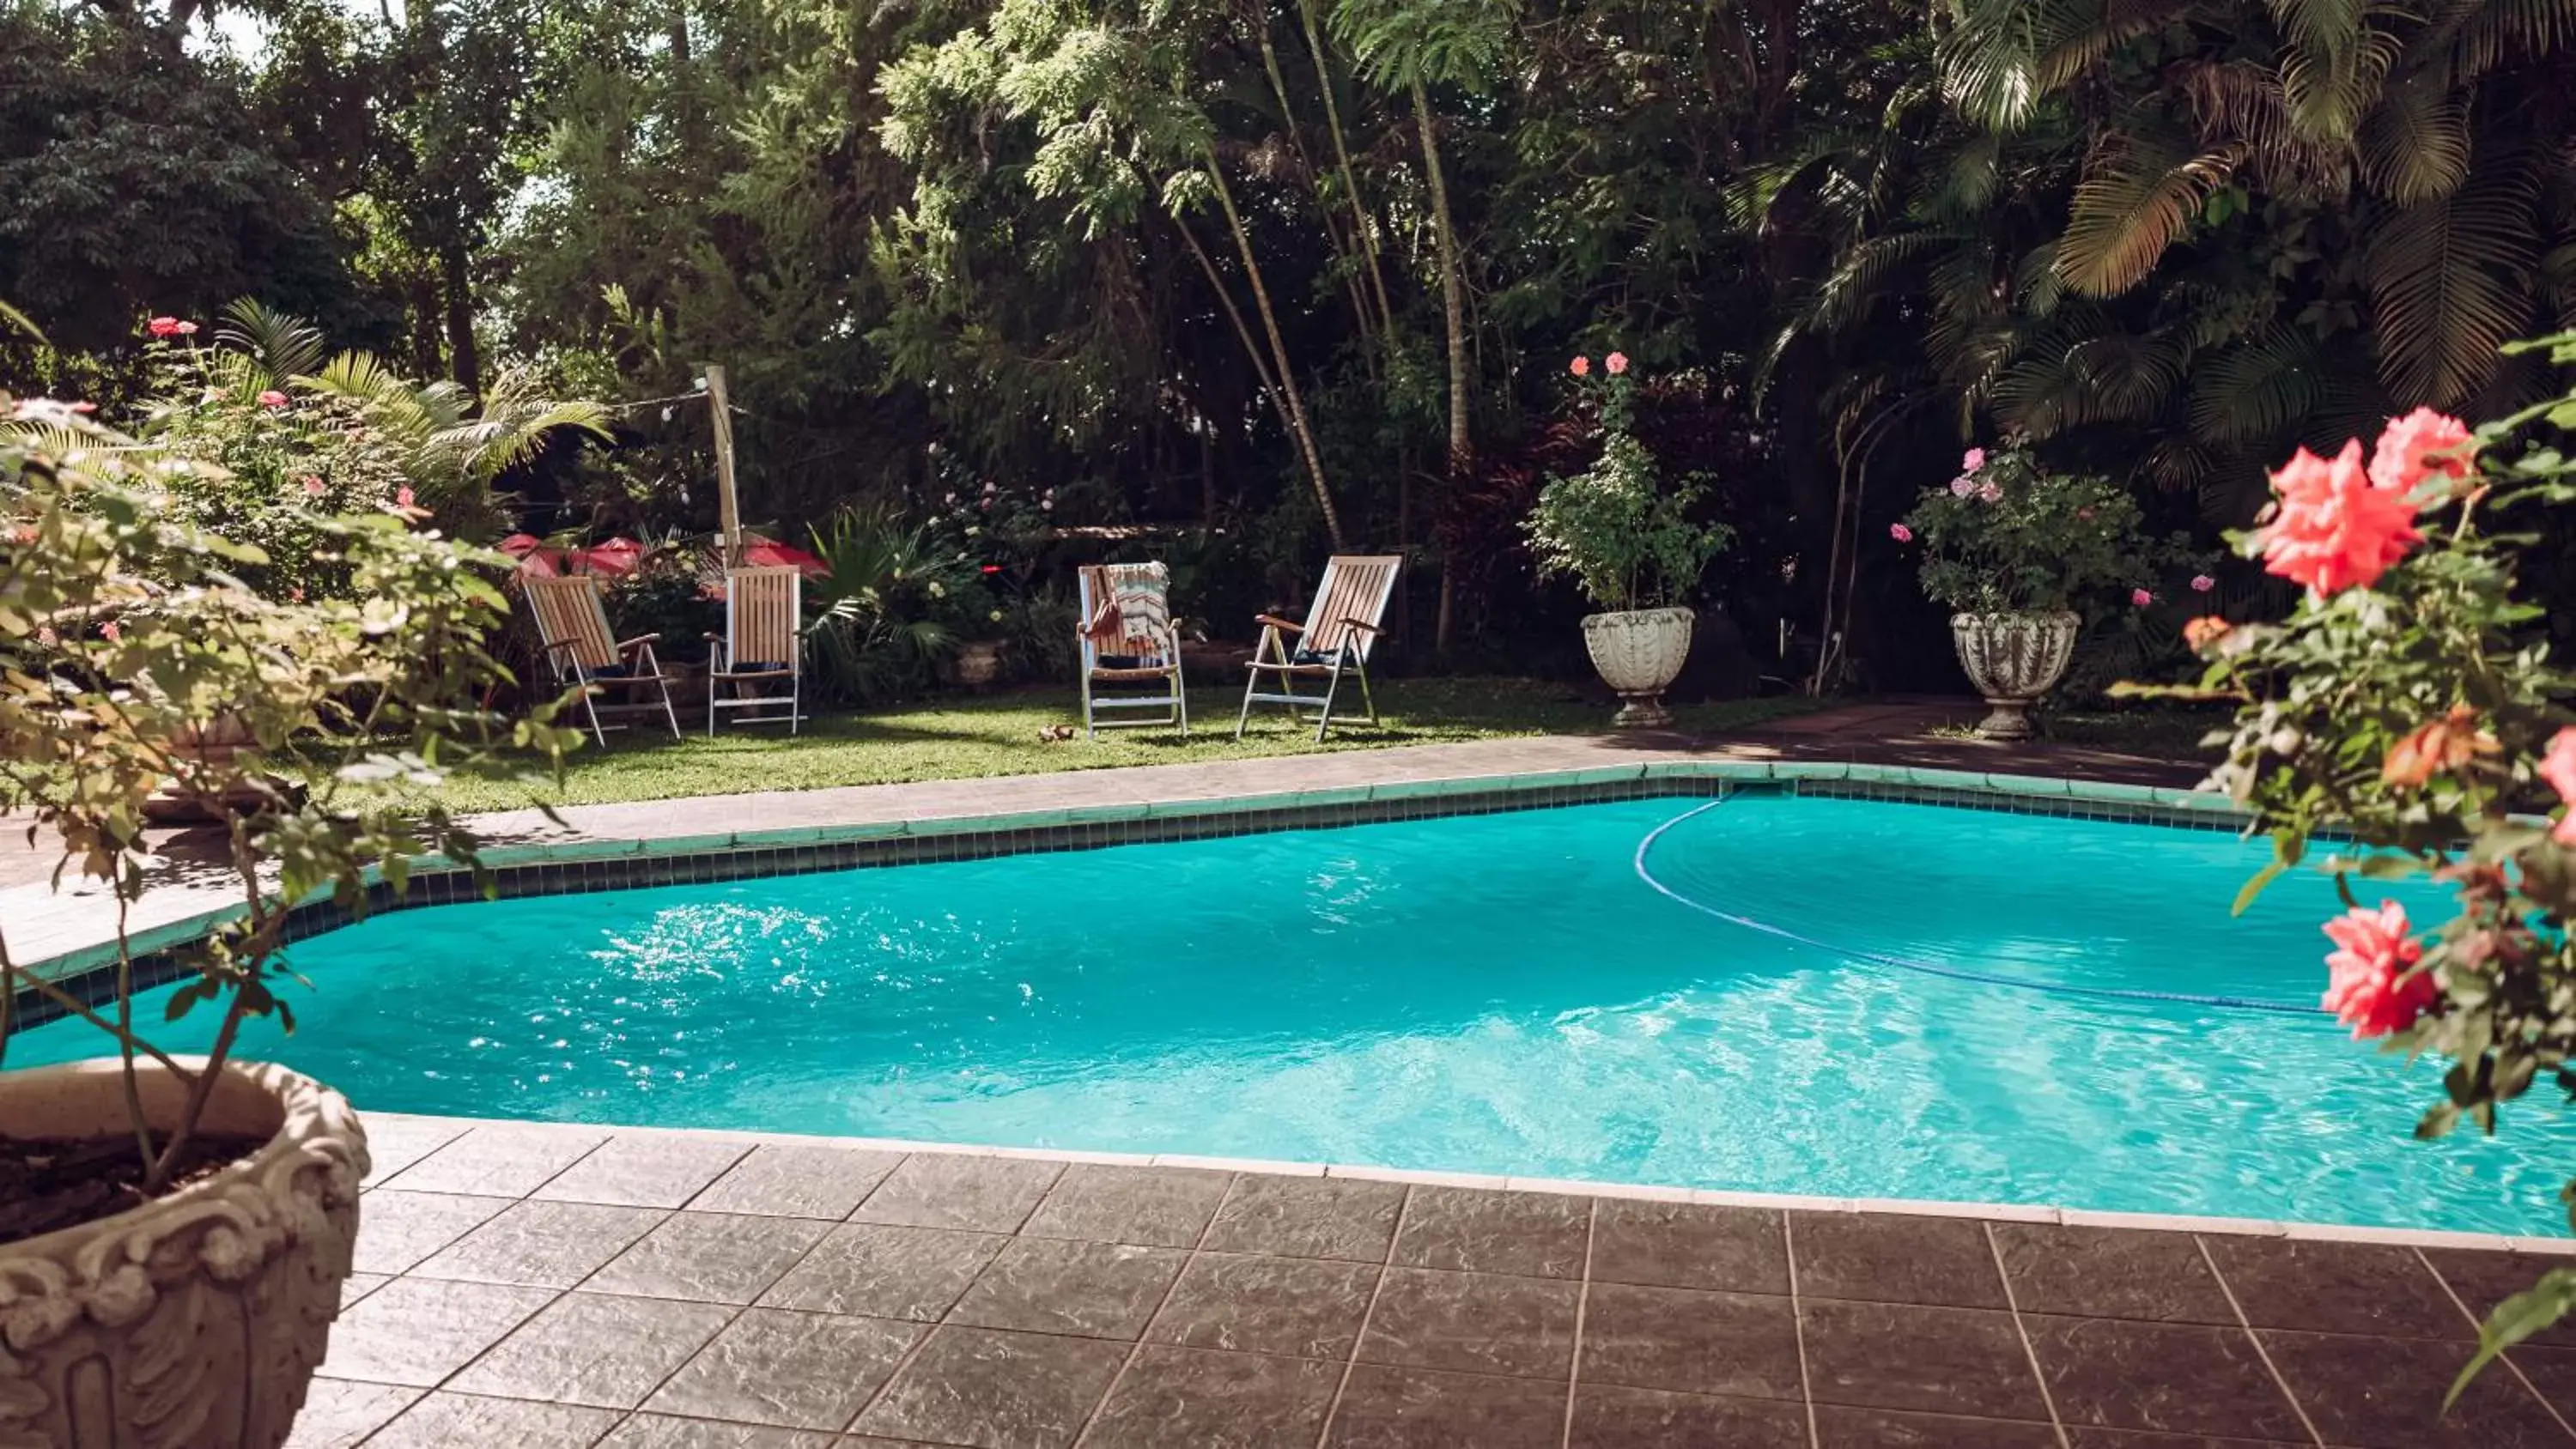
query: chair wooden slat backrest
524 575 619 673
1301 555 1401 661
1078 562 1177 671
721 567 801 669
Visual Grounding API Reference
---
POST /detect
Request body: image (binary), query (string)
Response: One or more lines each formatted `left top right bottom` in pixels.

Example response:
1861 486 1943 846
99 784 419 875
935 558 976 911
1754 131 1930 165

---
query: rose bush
2177 336 2576 1394
1897 439 2195 615
1523 353 1733 611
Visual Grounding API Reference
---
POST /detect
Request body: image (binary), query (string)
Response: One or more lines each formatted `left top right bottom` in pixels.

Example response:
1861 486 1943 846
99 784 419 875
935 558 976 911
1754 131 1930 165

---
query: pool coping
361 1108 2576 1259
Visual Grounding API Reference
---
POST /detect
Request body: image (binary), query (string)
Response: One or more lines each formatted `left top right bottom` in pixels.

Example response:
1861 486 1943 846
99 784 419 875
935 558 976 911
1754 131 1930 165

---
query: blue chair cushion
585 663 632 679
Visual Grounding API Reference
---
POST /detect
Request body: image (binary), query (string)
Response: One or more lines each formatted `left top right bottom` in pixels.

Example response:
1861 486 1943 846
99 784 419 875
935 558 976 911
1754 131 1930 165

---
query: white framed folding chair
706 566 805 736
521 573 683 747
1236 554 1401 743
1076 561 1188 738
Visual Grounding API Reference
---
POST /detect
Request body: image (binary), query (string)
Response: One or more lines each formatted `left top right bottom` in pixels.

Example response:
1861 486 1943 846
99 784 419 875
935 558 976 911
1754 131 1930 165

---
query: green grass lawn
432 677 1823 814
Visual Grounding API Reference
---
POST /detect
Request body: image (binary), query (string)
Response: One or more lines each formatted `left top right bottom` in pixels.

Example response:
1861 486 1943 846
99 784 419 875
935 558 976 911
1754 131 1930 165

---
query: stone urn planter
0 1058 368 1449
144 713 295 826
951 640 1005 688
1581 607 1695 728
1950 609 2081 741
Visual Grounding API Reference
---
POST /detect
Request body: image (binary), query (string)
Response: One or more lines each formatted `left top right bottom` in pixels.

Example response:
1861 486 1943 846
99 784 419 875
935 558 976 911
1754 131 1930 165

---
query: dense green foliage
3 0 2571 685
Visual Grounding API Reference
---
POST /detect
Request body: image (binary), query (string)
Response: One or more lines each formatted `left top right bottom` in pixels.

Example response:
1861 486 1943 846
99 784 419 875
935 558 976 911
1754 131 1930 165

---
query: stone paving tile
2202 1236 2475 1340
945 1236 1188 1340
1810 1404 2063 1448
1589 1199 1787 1294
381 1124 610 1197
1797 1298 2052 1422
688 1144 905 1219
2020 1315 2308 1441
1145 1251 1382 1360
757 1222 1007 1320
280 1379 422 1448
2058 1431 2312 1447
536 1133 754 1208
1577 1281 1802 1401
1200 1175 1405 1262
1323 1363 1566 1449
315 1276 556 1387
349 1189 513 1275
1569 1385 1811 1449
1992 1224 2237 1325
361 1391 623 1449
598 1416 845 1449
338 1271 392 1311
2258 1328 2566 1447
586 1210 835 1304
1390 1187 1590 1279
646 1308 922 1430
1081 1344 1343 1449
358 1117 471 1189
1020 1163 1232 1248
851 1153 1065 1232
411 1198 668 1288
1356 1267 1581 1379
853 1324 1130 1449
2423 1250 2576 1349
1791 1212 2008 1308
447 1291 737 1408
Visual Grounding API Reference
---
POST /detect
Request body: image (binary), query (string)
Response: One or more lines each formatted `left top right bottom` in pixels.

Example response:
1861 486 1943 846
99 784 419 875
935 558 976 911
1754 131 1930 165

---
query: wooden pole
703 363 742 568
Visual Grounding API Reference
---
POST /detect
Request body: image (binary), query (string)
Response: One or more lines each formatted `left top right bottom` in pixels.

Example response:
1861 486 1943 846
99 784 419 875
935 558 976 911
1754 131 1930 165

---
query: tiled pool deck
301 1114 2576 1449
10 718 2570 1445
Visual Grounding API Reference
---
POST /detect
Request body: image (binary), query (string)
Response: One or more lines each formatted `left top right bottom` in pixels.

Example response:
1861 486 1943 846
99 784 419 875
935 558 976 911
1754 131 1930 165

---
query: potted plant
0 398 575 1449
1896 440 2173 739
1524 352 1733 727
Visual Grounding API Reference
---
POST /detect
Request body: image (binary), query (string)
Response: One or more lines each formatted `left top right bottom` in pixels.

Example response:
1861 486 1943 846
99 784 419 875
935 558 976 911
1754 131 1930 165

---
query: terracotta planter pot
0 1059 367 1449
1950 610 2081 741
1581 607 1695 728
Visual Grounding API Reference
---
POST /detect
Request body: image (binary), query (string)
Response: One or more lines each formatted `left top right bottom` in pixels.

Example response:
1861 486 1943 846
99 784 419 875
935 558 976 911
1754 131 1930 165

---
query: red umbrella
580 537 645 577
742 538 829 578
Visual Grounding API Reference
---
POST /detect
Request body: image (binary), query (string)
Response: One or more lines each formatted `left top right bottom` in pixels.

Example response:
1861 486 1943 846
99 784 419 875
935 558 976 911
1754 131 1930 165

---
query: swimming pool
17 793 2568 1233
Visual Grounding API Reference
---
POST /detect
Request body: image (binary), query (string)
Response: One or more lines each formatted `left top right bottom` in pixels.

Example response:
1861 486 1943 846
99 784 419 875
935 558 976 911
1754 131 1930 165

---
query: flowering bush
2178 343 2576 1391
1899 440 2189 615
1523 353 1732 611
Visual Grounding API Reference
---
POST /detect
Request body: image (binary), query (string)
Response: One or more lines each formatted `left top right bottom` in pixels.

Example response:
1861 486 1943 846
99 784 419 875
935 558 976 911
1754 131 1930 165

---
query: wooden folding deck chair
706 566 805 736
1078 561 1187 738
521 573 683 747
1236 554 1400 743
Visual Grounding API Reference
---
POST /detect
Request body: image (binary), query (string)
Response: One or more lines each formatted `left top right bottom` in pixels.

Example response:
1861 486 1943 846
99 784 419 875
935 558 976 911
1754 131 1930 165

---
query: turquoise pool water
17 795 2571 1233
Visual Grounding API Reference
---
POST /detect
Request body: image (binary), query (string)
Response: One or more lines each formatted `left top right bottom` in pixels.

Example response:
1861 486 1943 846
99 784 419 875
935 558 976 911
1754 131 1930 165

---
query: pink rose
2321 901 2436 1039
1569 355 1591 378
1961 447 1987 473
173 322 197 336
2258 440 2421 594
2190 573 2215 593
1949 477 1974 498
1605 351 1629 376
100 620 120 643
396 486 416 508
1976 481 2002 503
980 498 993 511
69 401 94 415
2075 506 2095 520
147 317 179 337
34 625 56 648
2369 408 2476 495
2130 588 2154 607
301 475 325 496
258 390 289 409
1888 523 1913 543
288 586 304 603
4 524 33 545
2541 727 2576 846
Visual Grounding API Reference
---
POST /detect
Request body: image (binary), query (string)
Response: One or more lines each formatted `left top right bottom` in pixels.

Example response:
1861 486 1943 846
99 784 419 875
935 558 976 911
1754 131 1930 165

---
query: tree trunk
1205 152 1347 550
1413 81 1469 651
440 245 480 395
1299 0 1395 343
1252 5 1377 349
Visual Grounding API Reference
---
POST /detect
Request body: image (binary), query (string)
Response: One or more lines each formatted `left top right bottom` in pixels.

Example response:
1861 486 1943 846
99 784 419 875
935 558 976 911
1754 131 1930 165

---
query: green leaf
2450 1269 2576 1408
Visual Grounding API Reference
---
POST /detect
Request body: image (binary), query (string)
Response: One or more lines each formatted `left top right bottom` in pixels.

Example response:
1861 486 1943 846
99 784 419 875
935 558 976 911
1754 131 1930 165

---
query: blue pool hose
1632 800 2325 1017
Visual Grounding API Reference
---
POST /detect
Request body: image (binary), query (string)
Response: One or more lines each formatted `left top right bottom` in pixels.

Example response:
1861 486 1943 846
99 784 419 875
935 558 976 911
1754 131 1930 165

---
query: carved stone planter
1950 609 2081 741
1581 607 1695 729
0 1059 368 1449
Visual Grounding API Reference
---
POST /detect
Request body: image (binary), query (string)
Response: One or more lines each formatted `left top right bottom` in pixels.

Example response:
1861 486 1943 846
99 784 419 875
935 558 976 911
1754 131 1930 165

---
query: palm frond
0 299 35 341
2269 0 2384 142
2357 77 2470 205
2057 133 2245 296
216 300 326 387
2366 165 2541 405
2187 329 2327 444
